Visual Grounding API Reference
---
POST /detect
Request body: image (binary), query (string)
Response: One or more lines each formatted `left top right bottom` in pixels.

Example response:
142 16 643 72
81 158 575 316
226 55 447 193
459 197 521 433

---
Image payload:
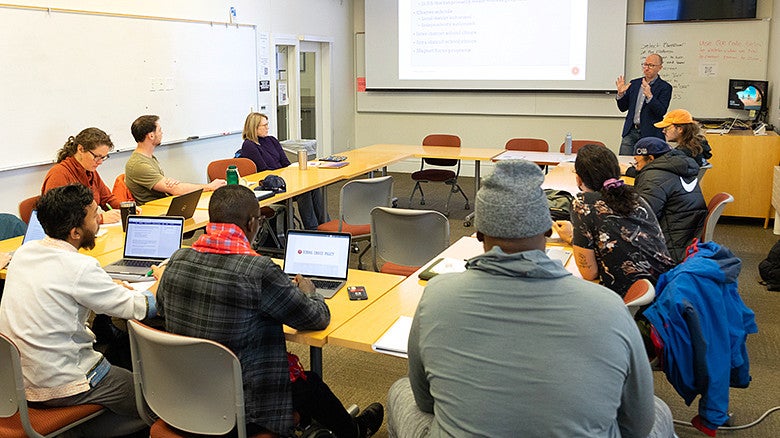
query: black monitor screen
727 79 768 111
644 0 757 22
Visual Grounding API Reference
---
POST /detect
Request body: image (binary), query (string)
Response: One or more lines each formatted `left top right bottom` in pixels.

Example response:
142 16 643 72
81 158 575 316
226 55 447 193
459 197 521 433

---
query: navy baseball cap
634 137 671 156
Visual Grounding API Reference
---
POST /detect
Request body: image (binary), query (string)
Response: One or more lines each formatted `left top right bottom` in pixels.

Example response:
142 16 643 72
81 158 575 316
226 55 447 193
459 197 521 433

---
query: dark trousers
292 371 357 437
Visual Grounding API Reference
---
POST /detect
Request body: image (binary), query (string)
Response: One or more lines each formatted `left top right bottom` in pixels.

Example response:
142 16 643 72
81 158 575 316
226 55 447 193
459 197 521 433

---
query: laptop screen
123 216 184 259
22 210 46 244
283 230 351 279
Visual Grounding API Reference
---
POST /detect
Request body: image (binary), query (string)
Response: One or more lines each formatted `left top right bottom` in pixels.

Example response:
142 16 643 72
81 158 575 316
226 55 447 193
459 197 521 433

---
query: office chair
505 138 549 152
207 158 258 182
409 134 470 216
18 196 40 225
623 279 656 316
318 176 394 270
370 207 450 276
0 334 105 438
506 138 550 172
111 174 135 203
700 192 734 242
558 140 606 154
697 162 713 183
127 320 278 438
0 214 26 241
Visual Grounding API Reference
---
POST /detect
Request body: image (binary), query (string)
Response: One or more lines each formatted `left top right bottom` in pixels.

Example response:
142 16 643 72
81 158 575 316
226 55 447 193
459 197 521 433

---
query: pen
146 258 170 277
106 204 113 210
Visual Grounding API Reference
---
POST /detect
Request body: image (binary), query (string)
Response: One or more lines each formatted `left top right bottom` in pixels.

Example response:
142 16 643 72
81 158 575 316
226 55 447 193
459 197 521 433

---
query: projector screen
365 0 628 91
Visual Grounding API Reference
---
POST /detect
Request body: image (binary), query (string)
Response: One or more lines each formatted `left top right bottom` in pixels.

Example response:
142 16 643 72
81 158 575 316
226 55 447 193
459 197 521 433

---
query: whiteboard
0 7 258 171
626 20 769 119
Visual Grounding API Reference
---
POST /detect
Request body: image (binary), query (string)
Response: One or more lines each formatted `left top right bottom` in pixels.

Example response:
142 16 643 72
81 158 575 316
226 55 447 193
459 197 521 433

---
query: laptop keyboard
111 259 152 267
312 279 342 289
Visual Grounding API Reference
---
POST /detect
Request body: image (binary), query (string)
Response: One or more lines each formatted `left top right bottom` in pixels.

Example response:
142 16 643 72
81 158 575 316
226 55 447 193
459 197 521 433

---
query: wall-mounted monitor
644 0 757 22
727 79 768 112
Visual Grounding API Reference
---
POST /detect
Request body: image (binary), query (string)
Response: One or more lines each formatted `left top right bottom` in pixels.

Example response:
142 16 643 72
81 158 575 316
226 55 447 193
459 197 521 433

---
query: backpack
251 204 287 258
545 189 574 221
758 239 780 291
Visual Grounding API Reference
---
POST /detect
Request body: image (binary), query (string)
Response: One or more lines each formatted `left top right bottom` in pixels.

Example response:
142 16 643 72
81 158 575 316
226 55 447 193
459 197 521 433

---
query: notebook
165 189 203 219
104 215 184 282
705 118 737 135
283 230 351 298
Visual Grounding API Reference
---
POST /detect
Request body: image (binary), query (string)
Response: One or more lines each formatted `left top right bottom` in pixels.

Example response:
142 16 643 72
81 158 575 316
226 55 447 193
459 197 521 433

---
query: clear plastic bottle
564 132 573 155
226 165 240 185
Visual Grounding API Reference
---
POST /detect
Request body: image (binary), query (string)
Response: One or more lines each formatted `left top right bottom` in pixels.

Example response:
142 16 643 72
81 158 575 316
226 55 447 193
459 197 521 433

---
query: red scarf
191 223 258 256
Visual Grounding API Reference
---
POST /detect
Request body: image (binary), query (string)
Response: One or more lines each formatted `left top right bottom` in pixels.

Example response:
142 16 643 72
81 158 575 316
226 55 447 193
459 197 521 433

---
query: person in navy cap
632 137 707 262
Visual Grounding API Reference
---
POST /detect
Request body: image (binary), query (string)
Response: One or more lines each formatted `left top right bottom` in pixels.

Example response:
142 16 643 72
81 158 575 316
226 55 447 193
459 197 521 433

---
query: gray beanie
475 159 552 239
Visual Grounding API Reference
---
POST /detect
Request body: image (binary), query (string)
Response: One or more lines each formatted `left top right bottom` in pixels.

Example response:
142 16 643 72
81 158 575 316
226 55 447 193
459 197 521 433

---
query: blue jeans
297 188 330 230
620 126 643 156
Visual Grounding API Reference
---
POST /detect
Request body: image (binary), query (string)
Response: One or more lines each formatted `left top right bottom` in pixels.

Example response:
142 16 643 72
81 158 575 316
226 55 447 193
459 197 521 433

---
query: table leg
463 160 481 226
310 346 323 377
286 198 295 230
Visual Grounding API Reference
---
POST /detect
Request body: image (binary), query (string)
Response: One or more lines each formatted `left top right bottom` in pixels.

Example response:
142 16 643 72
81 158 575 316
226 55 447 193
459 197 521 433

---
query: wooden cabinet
702 131 780 219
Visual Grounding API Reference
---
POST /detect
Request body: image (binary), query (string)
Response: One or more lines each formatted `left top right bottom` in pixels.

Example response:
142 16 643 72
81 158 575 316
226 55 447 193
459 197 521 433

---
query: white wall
353 0 778 175
0 0 355 214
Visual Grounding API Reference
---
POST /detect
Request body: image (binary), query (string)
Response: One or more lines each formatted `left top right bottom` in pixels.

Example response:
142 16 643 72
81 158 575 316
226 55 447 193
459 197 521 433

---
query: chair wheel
351 244 360 253
463 220 472 227
420 200 426 205
464 203 470 210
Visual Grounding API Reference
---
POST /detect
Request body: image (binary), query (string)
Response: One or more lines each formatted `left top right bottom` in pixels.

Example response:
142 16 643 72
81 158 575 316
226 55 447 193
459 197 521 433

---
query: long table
327 235 580 353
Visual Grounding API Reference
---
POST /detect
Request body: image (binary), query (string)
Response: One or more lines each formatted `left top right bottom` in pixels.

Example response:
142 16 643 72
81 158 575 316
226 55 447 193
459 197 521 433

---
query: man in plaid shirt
157 185 383 437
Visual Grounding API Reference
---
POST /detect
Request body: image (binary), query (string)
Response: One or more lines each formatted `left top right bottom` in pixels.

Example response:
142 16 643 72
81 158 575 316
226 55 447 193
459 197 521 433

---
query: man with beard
125 114 225 204
0 184 158 436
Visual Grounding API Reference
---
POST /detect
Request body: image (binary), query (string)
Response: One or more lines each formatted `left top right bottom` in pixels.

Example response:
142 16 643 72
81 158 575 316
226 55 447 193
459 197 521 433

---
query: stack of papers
371 316 413 358
418 257 467 280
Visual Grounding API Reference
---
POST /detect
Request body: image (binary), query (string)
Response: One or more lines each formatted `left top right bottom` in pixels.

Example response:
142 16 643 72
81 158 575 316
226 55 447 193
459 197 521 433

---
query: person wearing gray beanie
388 162 671 437
475 159 552 240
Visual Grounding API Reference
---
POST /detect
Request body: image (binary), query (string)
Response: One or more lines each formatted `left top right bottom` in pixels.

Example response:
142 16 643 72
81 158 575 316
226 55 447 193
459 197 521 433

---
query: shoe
355 402 383 438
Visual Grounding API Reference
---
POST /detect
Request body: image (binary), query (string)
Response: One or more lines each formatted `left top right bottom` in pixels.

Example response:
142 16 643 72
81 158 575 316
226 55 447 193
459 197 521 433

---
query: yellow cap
654 109 694 128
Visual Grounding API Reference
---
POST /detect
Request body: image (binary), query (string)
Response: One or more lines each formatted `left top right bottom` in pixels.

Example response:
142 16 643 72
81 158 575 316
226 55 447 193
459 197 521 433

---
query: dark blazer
617 76 673 139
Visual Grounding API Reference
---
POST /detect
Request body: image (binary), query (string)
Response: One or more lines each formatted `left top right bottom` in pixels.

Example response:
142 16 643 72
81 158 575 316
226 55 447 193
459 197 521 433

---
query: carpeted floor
294 172 780 437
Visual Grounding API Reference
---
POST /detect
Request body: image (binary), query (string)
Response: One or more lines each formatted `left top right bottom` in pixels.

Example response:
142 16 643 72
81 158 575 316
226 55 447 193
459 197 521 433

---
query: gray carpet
296 172 780 437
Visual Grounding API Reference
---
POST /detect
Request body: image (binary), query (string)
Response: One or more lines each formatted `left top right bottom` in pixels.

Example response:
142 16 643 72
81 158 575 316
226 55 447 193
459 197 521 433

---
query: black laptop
165 188 203 219
283 230 351 298
104 215 184 282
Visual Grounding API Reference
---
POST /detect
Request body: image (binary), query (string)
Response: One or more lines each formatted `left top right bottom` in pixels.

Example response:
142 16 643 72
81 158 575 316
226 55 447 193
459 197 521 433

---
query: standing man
387 160 673 437
616 53 673 155
125 115 226 204
0 184 158 436
156 185 383 437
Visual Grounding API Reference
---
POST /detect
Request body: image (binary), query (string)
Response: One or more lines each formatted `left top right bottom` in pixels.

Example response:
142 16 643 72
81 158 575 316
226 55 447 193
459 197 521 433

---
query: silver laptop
22 210 46 245
104 215 184 282
9 210 47 256
165 188 203 219
283 230 351 298
705 118 737 135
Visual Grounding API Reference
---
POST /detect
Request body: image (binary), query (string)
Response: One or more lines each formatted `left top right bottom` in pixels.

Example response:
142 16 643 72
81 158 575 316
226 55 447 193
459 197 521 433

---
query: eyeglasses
87 150 109 162
641 63 660 68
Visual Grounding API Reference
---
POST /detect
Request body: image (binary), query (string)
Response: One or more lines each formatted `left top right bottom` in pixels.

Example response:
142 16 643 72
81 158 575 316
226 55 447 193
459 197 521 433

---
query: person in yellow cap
654 109 712 167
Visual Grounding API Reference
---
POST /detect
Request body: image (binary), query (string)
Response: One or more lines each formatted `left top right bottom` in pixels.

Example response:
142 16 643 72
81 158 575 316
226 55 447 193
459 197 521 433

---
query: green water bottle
226 165 239 185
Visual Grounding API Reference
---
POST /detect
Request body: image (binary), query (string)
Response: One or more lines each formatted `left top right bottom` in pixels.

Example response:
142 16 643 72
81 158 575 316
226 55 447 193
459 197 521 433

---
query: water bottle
564 132 573 155
226 165 240 185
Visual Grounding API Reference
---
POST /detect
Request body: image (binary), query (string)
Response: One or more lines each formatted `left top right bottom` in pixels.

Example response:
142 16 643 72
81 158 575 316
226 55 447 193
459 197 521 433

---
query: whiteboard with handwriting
626 20 769 119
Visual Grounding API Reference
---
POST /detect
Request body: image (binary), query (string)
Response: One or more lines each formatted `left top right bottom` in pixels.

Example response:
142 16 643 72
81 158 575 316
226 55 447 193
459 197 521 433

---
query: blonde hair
242 112 268 143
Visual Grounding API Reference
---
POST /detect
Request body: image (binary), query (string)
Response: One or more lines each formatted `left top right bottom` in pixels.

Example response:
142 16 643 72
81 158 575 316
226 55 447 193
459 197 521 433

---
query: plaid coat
157 248 330 435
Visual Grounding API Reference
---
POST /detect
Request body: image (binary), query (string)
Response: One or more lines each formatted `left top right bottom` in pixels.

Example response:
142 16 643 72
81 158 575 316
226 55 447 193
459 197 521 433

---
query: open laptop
705 118 737 135
22 210 46 245
283 230 351 298
104 215 184 282
9 210 47 256
165 188 203 219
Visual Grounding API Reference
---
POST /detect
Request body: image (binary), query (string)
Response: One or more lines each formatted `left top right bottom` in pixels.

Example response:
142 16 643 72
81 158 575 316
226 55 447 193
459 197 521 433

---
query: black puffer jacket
634 149 708 263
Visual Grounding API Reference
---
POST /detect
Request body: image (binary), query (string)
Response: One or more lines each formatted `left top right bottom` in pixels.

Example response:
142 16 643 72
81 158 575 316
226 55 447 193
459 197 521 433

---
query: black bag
260 175 287 193
251 204 287 257
545 189 574 221
758 239 780 291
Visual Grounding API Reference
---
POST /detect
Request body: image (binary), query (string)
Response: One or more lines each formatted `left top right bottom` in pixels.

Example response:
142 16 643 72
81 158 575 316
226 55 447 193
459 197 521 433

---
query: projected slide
399 0 587 81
